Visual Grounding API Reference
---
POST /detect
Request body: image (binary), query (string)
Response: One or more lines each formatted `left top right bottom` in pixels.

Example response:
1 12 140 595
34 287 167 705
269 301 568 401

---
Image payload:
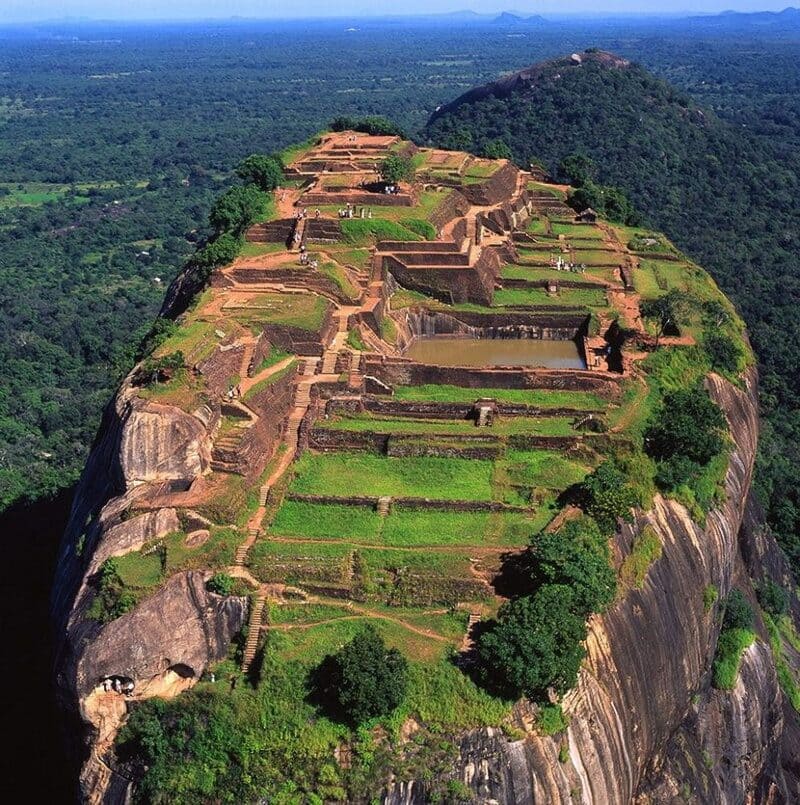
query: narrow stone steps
241 594 267 672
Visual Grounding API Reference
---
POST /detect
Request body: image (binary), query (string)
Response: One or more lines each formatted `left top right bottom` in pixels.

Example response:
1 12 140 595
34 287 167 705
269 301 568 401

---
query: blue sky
0 1 793 24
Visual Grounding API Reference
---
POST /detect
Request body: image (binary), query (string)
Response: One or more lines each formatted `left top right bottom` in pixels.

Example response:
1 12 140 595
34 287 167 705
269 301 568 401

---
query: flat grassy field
289 452 495 500
317 413 581 436
493 286 607 309
232 292 330 332
391 383 606 409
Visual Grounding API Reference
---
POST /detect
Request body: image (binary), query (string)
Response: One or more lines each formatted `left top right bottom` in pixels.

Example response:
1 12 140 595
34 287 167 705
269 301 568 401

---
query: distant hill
424 48 800 574
492 11 549 25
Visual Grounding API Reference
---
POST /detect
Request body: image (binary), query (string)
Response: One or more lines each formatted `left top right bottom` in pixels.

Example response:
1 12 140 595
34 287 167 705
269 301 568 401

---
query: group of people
226 383 242 400
550 255 586 273
299 250 318 269
337 203 373 219
101 677 134 696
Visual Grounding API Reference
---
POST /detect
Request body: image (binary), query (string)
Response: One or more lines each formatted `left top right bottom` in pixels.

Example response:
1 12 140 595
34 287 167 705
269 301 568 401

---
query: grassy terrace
316 412 584 436
391 383 607 409
493 286 608 309
289 453 495 500
231 292 331 332
268 500 540 549
551 222 605 239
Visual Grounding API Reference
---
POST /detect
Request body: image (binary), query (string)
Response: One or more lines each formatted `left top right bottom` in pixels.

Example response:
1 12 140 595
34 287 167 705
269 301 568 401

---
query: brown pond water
405 337 586 369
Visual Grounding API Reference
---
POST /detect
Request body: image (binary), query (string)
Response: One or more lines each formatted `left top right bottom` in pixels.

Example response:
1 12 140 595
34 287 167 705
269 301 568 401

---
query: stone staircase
241 593 267 673
376 496 392 516
239 340 256 380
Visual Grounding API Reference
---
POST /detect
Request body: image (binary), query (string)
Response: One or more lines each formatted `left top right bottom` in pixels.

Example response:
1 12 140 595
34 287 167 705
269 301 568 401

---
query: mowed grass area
316 413 582 436
232 292 331 332
391 383 607 409
493 285 607 309
289 453 495 500
502 449 593 490
114 527 244 591
269 499 540 549
551 223 604 239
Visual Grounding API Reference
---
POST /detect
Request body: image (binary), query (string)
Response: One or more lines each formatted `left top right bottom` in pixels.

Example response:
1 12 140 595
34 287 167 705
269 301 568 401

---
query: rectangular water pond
405 337 586 369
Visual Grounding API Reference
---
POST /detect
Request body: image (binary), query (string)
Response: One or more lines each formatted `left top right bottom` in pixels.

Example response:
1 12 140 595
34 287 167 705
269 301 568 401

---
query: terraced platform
119 127 745 707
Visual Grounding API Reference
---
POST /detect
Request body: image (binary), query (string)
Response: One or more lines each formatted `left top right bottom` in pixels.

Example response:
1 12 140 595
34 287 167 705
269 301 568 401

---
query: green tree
644 385 726 466
193 232 242 271
236 154 284 192
209 184 268 235
559 153 595 187
313 625 408 725
529 518 616 614
476 585 586 700
704 330 742 373
206 572 234 596
722 588 754 631
580 461 638 535
640 289 693 347
378 154 414 184
483 139 513 160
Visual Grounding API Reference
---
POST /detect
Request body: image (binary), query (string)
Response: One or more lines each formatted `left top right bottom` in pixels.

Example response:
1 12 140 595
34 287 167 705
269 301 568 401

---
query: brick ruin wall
324 396 605 421
262 307 337 357
236 368 298 480
300 191 414 207
401 308 588 341
383 255 494 306
461 162 521 206
197 342 245 398
362 356 622 396
428 189 471 231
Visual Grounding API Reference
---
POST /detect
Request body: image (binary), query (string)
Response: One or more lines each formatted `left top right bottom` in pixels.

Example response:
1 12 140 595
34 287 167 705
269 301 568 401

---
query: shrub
644 384 726 467
88 558 138 624
193 232 242 270
483 139 513 160
536 703 568 735
618 525 662 591
330 115 404 136
136 351 184 386
475 584 586 700
580 460 637 534
756 579 788 617
236 154 284 192
311 625 408 725
529 518 616 615
713 627 756 689
206 572 234 596
722 588 754 631
379 154 414 184
704 330 742 374
209 184 268 235
703 584 719 612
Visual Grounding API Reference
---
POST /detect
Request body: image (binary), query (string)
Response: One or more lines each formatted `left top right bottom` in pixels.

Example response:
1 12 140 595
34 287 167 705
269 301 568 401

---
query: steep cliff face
51 376 248 793
387 367 800 803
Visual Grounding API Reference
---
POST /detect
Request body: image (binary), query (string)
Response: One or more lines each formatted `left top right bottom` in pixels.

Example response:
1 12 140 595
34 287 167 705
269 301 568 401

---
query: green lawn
270 500 383 540
551 223 604 239
493 286 607 309
502 449 592 490
318 413 581 436
391 383 606 409
232 293 331 332
382 508 535 548
290 452 495 500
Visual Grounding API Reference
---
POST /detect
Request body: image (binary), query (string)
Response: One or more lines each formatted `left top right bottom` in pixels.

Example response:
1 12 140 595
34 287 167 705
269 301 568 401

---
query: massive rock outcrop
50 378 248 797
386 367 800 803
